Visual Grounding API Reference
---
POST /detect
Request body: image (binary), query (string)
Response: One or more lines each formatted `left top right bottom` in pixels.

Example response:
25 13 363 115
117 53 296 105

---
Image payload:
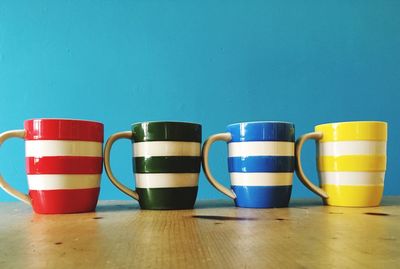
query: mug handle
0 130 31 205
295 132 328 198
202 132 236 199
103 131 139 200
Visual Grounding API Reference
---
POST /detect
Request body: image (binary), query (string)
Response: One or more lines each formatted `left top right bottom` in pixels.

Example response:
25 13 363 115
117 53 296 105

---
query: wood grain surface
0 197 399 268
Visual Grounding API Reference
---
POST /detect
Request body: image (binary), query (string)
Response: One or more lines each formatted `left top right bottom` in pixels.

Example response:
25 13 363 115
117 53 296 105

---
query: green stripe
134 156 201 173
137 187 198 210
132 122 201 142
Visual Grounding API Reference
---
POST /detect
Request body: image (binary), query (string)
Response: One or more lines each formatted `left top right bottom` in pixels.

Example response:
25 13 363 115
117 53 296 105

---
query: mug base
232 185 291 208
322 184 383 207
137 186 198 210
30 188 100 214
323 202 381 208
234 203 289 209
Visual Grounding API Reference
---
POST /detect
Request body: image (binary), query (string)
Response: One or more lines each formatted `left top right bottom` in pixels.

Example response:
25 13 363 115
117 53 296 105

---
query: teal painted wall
0 0 399 201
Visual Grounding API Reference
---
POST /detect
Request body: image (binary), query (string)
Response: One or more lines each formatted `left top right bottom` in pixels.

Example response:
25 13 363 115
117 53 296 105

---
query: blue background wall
0 0 399 202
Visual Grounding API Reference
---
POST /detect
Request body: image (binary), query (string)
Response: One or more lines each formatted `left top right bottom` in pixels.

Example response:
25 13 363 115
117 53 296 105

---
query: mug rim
315 121 387 128
25 118 103 125
131 121 201 126
227 121 294 127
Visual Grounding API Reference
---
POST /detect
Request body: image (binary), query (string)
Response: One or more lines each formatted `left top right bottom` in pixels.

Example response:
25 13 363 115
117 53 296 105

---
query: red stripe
26 156 103 174
24 119 103 142
29 188 100 214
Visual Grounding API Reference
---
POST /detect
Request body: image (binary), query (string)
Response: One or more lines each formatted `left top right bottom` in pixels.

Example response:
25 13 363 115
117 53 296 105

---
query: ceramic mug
104 121 202 210
0 118 104 214
295 121 387 207
202 121 295 208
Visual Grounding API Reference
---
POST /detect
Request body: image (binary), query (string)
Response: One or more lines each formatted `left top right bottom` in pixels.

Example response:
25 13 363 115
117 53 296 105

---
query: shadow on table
192 214 258 221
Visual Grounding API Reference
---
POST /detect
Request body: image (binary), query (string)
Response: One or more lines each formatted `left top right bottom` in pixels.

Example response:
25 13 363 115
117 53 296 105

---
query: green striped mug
104 121 202 210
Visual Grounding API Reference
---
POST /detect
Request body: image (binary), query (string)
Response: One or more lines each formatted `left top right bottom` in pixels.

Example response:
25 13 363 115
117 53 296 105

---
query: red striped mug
0 118 103 214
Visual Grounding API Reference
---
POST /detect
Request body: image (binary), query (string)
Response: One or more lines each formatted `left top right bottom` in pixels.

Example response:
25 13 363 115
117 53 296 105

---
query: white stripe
27 174 101 190
228 141 294 157
25 140 102 157
133 141 200 157
135 173 199 188
320 172 385 186
230 172 293 186
319 141 386 156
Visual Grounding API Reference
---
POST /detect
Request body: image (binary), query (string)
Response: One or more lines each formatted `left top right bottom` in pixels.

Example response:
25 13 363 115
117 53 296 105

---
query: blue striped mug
202 121 295 208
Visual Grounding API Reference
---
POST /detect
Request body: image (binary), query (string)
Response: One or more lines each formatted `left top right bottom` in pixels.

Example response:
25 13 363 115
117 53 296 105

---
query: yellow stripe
318 155 386 171
322 184 383 207
315 121 387 142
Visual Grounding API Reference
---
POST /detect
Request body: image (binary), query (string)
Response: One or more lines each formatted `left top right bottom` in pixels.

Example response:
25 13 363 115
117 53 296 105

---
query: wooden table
0 197 399 268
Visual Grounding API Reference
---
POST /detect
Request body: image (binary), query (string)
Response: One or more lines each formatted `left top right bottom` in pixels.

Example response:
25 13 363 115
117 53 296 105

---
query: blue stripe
232 185 292 208
228 156 294 172
227 121 294 142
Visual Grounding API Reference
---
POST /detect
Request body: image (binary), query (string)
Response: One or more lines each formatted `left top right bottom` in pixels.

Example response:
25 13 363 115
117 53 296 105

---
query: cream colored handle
202 132 236 200
104 131 139 200
0 130 31 205
295 132 328 198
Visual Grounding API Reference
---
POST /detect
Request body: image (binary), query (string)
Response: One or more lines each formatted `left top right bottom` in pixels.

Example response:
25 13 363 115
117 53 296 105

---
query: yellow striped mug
295 121 387 207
